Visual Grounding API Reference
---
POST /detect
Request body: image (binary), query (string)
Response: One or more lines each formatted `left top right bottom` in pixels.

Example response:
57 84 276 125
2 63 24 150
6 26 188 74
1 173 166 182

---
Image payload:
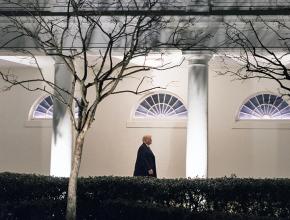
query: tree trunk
66 133 85 220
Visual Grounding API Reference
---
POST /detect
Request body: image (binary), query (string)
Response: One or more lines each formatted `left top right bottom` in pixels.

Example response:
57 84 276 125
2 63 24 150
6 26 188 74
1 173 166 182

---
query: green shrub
0 172 289 219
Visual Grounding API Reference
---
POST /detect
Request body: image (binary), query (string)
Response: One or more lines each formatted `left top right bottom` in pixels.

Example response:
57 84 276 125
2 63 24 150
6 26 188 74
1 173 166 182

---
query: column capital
182 50 213 64
47 49 75 65
53 56 66 65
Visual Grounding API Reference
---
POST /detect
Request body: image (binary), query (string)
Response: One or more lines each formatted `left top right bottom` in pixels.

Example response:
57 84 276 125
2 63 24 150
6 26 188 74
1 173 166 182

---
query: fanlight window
238 93 290 120
135 93 187 118
32 95 53 119
32 95 79 119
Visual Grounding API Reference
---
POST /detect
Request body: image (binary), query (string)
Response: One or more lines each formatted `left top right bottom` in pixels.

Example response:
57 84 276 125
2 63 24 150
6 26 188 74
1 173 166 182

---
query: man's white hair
142 135 152 143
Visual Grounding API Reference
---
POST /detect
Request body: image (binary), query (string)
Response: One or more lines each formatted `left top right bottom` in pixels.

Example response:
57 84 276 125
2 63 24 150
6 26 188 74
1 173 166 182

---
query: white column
50 57 73 177
183 51 212 178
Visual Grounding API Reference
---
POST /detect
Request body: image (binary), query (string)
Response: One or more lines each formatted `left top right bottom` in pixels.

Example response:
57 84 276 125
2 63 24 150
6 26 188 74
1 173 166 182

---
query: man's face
146 137 152 145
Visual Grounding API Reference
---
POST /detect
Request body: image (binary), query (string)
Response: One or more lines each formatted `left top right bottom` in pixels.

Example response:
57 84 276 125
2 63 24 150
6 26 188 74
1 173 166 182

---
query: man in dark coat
133 135 157 177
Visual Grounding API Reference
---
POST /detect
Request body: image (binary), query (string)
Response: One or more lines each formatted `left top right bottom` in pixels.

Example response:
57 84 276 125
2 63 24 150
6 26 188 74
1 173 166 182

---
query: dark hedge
0 172 289 219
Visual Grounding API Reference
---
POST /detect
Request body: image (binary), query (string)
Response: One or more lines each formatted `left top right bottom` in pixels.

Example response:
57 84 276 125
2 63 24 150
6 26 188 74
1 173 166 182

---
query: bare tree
220 16 290 97
0 0 211 219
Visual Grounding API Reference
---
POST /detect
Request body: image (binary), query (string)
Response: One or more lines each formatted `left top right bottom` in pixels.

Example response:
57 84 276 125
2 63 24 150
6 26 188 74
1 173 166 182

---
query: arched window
32 95 53 119
135 92 187 118
31 95 79 119
238 93 290 120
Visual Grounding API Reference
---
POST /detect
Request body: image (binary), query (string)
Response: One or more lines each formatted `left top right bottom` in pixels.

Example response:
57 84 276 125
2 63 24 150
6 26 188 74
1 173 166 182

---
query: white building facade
1 0 290 179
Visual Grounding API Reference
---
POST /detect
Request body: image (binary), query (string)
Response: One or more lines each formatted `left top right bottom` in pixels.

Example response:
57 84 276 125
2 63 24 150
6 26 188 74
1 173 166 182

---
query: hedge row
0 198 275 220
1 172 290 219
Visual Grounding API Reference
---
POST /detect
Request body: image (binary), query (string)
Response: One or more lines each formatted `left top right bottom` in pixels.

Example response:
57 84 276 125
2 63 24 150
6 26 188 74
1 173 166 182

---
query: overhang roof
0 0 290 16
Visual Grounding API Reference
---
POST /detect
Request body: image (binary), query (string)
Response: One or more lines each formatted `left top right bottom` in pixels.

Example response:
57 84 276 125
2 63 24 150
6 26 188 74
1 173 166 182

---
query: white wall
208 56 290 178
1 55 290 178
79 65 188 178
0 67 51 175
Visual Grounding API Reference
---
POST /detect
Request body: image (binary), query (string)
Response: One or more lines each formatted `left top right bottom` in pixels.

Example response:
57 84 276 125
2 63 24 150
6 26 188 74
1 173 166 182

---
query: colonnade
50 51 212 178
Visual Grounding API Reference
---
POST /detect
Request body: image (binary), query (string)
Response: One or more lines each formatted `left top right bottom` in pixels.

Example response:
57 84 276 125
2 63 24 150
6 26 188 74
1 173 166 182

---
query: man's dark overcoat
133 143 157 177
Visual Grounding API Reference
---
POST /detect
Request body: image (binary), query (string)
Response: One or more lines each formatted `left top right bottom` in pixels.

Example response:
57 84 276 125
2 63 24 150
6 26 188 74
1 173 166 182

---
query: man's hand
148 169 154 175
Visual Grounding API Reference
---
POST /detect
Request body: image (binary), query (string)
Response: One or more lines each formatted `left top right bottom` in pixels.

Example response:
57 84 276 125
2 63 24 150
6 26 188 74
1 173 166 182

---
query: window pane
46 96 53 106
140 101 151 110
256 94 263 104
135 93 187 119
32 95 79 119
159 93 165 103
152 94 158 103
136 106 147 114
239 94 290 120
240 106 252 114
36 105 47 114
250 97 259 107
146 97 154 106
175 106 187 114
164 94 171 104
264 94 270 103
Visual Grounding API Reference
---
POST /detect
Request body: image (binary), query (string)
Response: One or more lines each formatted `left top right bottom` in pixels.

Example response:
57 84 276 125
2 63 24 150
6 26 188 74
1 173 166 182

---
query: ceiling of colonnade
0 16 290 50
0 0 290 15
0 0 290 50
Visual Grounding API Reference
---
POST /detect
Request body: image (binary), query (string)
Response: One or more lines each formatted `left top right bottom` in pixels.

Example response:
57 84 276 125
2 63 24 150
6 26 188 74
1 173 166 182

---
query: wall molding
232 120 290 129
126 120 186 128
24 120 52 128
